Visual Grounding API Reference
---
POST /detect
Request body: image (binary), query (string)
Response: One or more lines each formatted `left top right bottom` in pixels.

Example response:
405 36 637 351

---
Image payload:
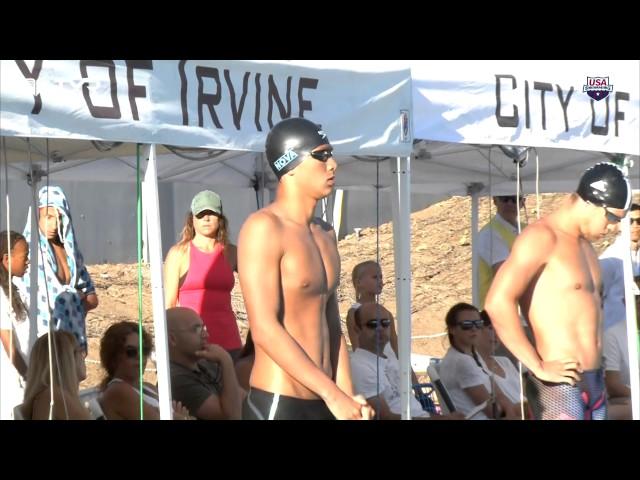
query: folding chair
412 382 439 414
427 362 456 414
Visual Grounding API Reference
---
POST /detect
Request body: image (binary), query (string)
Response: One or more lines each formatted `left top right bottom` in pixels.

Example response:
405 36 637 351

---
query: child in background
345 261 419 385
0 231 31 419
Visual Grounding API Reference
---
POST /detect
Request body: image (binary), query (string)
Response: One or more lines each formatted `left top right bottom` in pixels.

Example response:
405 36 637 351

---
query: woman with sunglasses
99 321 191 420
164 190 242 361
439 302 520 419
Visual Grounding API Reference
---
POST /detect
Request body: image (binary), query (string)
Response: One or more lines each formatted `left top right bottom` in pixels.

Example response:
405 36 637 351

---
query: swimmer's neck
274 185 320 226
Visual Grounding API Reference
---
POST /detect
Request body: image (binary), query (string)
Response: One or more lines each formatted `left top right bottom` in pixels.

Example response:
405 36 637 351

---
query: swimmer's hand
352 394 375 420
326 391 373 420
534 358 583 385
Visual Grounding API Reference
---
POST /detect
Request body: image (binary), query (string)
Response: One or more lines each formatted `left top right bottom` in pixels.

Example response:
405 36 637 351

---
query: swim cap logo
590 180 607 192
583 77 613 101
317 129 327 139
274 148 298 171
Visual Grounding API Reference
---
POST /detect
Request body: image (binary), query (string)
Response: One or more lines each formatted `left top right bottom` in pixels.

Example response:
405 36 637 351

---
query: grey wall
1 180 257 264
1 179 438 263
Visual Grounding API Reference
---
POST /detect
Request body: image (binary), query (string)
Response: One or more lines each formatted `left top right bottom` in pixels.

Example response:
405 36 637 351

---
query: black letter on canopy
533 82 553 130
126 60 152 121
179 60 189 126
590 96 609 136
556 85 574 133
495 74 518 128
80 60 121 119
254 73 262 131
15 60 43 114
614 91 629 137
224 69 250 131
267 75 292 128
196 66 222 129
298 77 318 118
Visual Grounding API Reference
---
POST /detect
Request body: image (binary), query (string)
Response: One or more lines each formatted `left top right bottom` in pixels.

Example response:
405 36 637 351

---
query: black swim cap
576 162 631 210
265 118 330 180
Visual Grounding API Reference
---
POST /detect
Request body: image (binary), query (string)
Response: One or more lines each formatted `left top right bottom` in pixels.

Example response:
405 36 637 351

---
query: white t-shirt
600 236 640 331
350 346 428 418
487 356 522 404
0 285 30 420
602 320 632 387
439 347 491 420
477 213 518 268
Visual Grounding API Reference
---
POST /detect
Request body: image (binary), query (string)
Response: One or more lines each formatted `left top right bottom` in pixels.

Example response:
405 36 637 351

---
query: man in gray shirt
167 307 243 420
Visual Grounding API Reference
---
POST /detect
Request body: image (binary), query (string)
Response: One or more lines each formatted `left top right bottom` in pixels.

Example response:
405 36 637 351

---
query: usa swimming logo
274 148 298 171
583 77 613 101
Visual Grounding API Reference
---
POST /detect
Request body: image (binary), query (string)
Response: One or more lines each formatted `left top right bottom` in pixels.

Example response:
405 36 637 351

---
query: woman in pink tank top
164 191 242 358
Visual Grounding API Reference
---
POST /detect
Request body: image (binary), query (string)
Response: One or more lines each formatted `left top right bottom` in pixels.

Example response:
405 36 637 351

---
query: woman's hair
176 211 229 250
0 230 28 319
22 331 80 417
444 302 480 352
351 260 379 297
239 330 255 359
99 321 153 390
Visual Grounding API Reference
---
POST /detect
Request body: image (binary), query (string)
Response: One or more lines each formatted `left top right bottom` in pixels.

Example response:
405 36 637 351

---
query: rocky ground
81 193 624 388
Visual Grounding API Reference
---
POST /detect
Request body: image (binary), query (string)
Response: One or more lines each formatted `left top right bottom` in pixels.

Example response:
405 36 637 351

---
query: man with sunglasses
600 203 640 331
485 162 632 420
350 303 464 420
238 118 373 420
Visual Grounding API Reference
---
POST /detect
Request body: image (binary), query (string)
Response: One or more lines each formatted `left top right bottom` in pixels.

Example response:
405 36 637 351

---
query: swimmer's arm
238 213 343 402
485 225 553 375
164 246 183 308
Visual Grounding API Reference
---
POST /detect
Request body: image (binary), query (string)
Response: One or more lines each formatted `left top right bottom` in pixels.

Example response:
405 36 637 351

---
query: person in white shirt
599 203 640 331
0 231 31 420
350 302 463 420
439 302 520 420
476 310 524 406
602 281 640 420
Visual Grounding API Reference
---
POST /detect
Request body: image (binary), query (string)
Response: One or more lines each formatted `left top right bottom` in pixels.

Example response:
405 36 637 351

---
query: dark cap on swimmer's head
265 118 330 180
576 162 631 210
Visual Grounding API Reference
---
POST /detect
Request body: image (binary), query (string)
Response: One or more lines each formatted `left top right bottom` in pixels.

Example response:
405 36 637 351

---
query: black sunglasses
497 195 523 204
629 217 640 225
603 207 624 224
124 345 151 359
308 149 334 162
458 319 484 331
365 318 391 329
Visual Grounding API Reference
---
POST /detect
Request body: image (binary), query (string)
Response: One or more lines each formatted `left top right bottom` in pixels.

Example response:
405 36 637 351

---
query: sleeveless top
178 242 241 350
107 378 160 408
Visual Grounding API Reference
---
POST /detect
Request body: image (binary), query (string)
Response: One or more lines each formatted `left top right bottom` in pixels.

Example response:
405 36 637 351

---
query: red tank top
178 242 241 350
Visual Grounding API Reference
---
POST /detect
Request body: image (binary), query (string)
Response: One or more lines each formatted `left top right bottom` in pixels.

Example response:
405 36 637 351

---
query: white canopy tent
1 59 413 420
3 59 639 420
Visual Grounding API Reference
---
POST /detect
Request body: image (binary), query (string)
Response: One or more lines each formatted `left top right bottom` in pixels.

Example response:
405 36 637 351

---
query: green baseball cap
191 190 223 216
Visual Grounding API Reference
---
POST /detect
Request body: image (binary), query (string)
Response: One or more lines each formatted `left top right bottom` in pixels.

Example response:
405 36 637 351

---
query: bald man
167 307 243 420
